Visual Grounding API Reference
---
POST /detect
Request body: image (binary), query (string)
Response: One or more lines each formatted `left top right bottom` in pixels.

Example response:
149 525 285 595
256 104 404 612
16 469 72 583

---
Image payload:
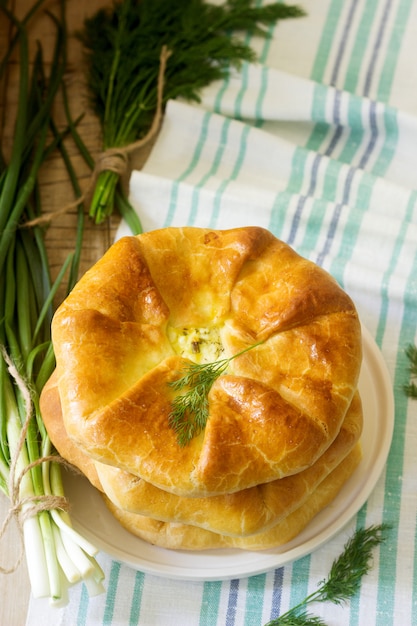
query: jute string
0 348 74 574
26 45 172 228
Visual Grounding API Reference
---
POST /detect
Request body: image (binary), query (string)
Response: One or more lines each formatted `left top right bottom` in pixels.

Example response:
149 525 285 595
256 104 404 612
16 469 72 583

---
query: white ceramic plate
63 324 394 581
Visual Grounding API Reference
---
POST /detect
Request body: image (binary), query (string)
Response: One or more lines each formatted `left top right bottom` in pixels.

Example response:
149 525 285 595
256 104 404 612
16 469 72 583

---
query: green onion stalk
0 3 104 605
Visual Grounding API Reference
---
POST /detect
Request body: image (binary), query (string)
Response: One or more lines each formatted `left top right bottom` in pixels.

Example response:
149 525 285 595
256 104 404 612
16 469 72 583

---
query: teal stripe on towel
199 580 222 626
209 124 250 228
102 561 121 625
164 110 211 226
244 574 266 626
310 0 344 84
376 0 414 103
129 570 145 626
76 584 89 626
343 0 379 93
188 116 232 225
375 245 417 625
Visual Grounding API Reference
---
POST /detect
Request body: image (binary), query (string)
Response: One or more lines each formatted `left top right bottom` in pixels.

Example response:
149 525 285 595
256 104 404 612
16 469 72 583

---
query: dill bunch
77 0 305 226
265 524 391 626
404 344 417 398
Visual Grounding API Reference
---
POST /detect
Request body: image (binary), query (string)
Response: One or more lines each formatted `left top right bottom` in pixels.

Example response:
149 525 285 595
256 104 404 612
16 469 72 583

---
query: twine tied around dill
25 45 172 229
0 348 72 575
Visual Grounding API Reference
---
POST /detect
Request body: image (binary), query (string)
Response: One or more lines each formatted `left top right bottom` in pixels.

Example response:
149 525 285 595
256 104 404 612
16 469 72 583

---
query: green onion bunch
0 1 104 605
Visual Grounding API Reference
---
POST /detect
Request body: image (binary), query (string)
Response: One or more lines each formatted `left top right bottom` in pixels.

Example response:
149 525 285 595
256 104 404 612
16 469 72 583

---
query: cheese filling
167 326 224 364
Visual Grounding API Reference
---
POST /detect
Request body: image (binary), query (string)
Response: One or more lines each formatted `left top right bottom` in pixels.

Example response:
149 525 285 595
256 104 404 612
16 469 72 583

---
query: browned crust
50 227 362 496
104 444 363 551
41 373 362 537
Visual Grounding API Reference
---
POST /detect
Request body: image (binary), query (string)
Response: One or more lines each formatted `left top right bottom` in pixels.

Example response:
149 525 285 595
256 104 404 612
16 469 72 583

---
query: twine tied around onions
25 45 172 229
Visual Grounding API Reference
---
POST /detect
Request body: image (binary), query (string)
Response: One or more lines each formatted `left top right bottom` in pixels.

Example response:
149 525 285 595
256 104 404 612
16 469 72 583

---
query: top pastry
51 226 362 497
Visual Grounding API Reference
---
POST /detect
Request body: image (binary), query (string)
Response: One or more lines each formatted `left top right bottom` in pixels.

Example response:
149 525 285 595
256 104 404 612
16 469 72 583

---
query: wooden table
0 1 145 622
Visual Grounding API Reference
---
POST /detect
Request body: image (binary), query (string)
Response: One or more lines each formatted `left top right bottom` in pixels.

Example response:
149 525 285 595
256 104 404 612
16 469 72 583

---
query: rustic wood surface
0 0 151 622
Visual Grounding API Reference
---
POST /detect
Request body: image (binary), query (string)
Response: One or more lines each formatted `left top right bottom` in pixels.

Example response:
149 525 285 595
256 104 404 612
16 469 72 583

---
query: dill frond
404 344 417 398
168 341 261 446
265 524 390 626
317 524 390 604
271 613 327 626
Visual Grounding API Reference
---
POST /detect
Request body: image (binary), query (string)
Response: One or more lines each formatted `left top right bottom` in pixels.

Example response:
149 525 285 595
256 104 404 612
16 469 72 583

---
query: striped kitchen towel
27 1 417 624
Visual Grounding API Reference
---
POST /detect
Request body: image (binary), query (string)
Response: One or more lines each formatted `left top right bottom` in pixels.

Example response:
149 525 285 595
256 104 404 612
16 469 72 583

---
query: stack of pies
41 226 363 551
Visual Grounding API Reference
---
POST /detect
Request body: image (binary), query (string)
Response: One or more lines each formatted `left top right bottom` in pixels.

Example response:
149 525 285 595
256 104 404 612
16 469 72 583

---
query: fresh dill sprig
267 615 327 626
265 524 391 626
168 342 261 446
77 0 306 225
404 344 417 398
